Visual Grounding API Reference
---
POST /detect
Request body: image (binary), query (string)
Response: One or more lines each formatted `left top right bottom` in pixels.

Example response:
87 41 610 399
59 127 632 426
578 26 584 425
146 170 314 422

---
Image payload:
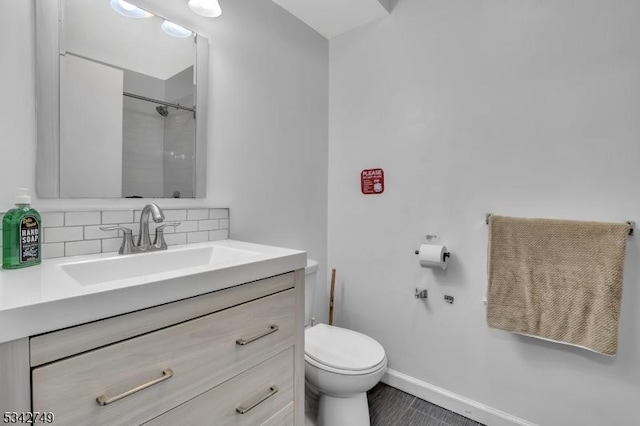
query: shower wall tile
0 207 230 259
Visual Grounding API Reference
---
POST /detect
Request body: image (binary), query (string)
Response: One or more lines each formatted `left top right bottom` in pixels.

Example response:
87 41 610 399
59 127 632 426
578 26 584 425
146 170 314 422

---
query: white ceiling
271 0 391 39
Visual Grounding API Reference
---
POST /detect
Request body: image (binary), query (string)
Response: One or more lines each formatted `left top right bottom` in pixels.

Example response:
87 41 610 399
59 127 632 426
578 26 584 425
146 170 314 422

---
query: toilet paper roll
418 244 449 270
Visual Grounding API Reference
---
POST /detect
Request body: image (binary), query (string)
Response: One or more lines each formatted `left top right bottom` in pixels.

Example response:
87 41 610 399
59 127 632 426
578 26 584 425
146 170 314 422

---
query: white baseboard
381 369 537 426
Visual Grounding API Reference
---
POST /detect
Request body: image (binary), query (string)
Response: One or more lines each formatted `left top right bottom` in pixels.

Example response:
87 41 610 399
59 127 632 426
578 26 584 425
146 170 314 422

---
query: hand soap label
19 216 40 263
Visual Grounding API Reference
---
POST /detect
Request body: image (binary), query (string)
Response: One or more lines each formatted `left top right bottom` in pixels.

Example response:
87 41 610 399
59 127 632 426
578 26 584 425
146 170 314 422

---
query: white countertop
0 239 306 344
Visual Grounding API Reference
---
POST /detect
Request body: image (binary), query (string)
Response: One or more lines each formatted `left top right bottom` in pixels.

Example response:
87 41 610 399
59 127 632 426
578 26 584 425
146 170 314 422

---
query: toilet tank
304 259 318 326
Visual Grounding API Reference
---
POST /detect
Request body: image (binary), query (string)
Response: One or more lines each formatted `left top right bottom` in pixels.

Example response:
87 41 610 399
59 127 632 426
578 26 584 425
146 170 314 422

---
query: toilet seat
305 324 386 375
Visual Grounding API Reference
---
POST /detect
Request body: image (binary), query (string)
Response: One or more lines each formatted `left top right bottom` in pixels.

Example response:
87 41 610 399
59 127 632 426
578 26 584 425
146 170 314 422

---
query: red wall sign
361 168 384 195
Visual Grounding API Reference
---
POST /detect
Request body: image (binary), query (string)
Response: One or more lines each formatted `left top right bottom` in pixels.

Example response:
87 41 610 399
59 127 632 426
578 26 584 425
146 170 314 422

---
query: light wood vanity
0 269 305 425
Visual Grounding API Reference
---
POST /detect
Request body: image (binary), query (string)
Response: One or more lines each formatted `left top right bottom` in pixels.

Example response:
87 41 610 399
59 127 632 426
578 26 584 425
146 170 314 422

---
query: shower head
156 105 169 117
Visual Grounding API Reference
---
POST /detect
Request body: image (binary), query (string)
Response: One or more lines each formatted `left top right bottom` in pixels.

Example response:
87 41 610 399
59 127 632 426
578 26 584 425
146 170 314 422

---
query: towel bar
485 213 635 236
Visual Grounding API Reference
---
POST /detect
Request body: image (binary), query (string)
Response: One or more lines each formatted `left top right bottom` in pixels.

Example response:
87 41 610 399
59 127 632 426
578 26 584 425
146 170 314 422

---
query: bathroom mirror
35 0 208 198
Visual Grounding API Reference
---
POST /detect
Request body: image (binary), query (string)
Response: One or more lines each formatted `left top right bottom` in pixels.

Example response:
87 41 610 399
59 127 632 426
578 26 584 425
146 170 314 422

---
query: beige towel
486 215 630 355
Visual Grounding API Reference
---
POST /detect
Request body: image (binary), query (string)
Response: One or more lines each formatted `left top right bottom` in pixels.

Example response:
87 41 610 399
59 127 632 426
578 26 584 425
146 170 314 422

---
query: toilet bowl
305 259 386 426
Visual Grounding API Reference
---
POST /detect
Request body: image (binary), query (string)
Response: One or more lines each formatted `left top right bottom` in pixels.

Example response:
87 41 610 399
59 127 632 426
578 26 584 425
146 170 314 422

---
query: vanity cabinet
8 270 305 425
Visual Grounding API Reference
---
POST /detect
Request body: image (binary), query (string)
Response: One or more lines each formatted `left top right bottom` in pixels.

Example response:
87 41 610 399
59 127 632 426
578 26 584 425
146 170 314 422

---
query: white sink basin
60 245 262 285
0 239 306 344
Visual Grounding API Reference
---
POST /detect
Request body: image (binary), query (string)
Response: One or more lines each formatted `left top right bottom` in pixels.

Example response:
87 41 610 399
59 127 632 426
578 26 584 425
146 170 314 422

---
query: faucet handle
153 222 181 250
154 222 181 232
100 226 135 255
100 225 132 234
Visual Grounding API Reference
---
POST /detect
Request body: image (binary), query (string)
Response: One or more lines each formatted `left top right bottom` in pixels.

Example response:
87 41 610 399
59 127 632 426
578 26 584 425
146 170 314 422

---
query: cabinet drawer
144 348 294 426
30 273 295 366
32 289 295 425
263 404 295 426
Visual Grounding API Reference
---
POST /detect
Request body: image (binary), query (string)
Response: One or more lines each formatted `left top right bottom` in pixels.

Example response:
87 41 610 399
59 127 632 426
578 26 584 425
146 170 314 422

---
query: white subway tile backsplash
209 229 229 240
164 233 187 246
149 222 173 234
66 240 101 257
118 223 140 237
85 225 116 240
44 226 83 243
187 209 209 220
155 222 203 234
134 209 188 222
65 211 101 226
102 237 123 253
198 219 219 231
40 212 64 227
169 221 197 233
187 231 209 244
164 209 188 221
42 243 65 259
210 209 229 219
102 210 133 224
30 207 228 259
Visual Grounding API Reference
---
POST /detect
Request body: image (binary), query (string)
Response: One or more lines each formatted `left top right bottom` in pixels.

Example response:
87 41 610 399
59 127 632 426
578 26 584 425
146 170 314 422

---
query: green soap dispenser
2 188 42 270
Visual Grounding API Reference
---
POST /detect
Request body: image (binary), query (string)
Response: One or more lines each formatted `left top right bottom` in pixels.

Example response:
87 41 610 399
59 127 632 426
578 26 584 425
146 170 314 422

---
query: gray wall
328 0 640 425
0 0 329 332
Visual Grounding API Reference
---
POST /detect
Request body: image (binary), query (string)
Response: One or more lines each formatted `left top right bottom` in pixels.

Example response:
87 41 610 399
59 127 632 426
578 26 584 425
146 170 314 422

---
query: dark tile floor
367 383 485 426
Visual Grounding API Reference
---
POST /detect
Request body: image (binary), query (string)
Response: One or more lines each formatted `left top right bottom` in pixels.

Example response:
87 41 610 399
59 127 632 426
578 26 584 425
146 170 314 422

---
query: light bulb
119 1 136 11
109 0 153 18
188 0 222 18
161 20 193 38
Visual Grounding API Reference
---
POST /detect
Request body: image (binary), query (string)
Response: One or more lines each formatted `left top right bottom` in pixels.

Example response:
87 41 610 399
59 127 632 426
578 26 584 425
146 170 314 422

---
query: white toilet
304 259 387 426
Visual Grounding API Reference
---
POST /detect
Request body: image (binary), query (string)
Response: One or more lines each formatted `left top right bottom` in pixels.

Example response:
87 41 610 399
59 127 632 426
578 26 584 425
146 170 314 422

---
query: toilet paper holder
413 248 450 260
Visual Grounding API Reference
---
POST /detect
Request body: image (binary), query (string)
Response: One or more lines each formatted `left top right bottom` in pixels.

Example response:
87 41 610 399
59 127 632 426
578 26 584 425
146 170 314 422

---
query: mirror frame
35 0 208 198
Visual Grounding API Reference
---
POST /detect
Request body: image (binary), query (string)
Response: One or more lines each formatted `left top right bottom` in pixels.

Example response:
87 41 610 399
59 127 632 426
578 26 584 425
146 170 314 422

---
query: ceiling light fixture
109 0 153 19
161 20 193 38
187 0 222 18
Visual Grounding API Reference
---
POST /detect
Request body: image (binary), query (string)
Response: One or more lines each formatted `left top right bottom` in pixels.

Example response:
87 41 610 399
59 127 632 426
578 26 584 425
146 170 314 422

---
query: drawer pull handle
236 324 279 346
96 368 174 406
236 386 279 414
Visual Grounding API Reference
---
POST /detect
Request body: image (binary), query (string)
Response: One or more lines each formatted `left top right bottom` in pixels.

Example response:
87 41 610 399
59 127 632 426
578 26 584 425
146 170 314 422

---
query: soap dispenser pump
2 188 41 270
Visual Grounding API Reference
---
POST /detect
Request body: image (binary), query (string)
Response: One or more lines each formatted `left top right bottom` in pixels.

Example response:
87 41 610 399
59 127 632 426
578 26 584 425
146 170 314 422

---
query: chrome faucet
138 203 165 250
101 204 181 255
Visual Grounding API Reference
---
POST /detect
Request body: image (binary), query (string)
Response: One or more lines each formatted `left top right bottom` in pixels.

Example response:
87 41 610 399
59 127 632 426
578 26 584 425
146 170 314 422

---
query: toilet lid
305 324 386 372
